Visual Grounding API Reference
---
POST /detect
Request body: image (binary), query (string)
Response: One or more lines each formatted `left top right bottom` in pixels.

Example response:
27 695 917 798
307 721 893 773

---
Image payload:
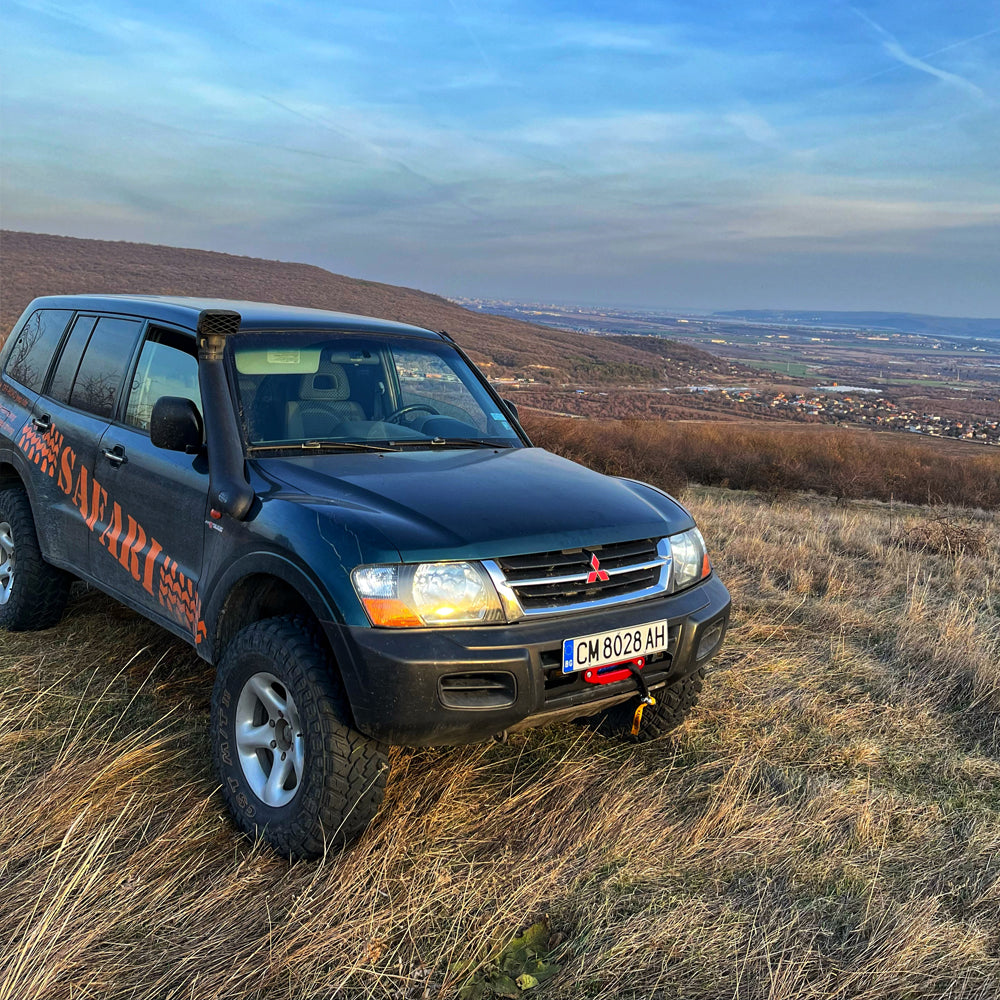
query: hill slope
0 231 741 383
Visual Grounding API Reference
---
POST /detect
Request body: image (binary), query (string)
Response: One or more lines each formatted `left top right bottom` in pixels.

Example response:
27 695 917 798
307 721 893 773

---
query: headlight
669 527 711 590
352 562 505 627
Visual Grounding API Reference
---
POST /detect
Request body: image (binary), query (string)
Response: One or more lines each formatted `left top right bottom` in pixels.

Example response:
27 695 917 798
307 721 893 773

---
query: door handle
32 414 52 433
102 445 127 467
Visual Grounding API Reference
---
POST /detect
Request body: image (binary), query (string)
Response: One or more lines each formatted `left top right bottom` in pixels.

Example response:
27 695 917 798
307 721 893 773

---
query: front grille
496 538 663 612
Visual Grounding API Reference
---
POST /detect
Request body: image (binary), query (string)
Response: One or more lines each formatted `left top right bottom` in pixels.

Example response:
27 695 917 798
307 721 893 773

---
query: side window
4 309 74 392
48 315 98 404
124 328 201 433
69 317 143 419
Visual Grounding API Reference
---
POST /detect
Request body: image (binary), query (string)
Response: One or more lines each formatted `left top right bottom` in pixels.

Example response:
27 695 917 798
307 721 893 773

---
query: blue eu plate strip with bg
562 639 575 673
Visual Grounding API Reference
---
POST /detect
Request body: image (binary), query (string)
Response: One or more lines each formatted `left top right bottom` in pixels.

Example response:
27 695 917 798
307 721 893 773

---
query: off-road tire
211 615 389 858
0 485 71 631
592 667 705 744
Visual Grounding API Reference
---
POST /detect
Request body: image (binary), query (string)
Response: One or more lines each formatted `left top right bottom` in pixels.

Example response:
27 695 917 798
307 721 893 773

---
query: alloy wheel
234 671 306 808
0 521 15 605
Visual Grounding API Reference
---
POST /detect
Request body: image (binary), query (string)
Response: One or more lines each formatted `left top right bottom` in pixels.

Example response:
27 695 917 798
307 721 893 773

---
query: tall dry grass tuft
525 415 1000 510
2 487 999 998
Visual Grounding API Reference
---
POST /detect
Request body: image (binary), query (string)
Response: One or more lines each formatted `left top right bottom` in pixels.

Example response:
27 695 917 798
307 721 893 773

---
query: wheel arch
0 472 72 630
203 554 342 666
0 460 25 490
0 455 41 534
0 445 33 490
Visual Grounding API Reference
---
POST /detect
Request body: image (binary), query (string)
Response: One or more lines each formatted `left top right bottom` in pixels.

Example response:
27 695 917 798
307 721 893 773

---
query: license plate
562 619 669 674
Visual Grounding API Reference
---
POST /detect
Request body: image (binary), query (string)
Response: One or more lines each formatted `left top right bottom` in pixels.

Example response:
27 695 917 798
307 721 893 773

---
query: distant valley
457 297 1000 445
710 309 1000 341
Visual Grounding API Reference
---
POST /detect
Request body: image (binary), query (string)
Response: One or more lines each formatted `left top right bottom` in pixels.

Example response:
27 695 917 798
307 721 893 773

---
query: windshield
229 331 523 451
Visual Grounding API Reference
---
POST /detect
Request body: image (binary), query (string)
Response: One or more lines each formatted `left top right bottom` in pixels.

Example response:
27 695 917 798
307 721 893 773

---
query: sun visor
234 348 322 375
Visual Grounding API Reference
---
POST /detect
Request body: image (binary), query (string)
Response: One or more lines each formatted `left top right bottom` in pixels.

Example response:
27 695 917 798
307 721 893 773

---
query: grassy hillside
2 488 998 999
0 231 745 384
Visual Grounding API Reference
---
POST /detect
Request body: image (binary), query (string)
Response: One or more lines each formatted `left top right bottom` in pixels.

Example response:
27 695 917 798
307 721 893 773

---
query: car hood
253 446 694 562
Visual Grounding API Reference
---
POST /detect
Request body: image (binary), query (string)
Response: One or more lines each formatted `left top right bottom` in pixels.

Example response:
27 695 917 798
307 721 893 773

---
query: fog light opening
696 622 725 662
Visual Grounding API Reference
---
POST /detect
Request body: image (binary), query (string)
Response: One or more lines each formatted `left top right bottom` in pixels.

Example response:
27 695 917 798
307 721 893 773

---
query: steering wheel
386 403 440 424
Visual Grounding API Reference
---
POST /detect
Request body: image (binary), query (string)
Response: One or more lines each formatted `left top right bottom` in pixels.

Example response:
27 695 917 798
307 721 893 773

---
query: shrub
524 415 1000 509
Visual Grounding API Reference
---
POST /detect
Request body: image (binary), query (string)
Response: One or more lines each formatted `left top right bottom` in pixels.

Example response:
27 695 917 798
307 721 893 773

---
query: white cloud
557 27 659 52
509 112 701 149
724 112 781 146
881 39 987 101
852 7 989 103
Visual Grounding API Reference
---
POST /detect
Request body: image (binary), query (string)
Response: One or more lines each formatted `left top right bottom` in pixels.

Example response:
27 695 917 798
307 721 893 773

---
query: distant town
672 386 1000 445
456 297 1000 448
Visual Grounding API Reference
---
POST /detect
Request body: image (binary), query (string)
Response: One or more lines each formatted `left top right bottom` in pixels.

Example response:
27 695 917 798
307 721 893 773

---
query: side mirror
502 398 519 421
151 396 204 453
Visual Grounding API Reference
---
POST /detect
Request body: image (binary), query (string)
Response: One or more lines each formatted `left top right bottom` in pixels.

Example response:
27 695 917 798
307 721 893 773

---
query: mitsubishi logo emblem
586 553 610 584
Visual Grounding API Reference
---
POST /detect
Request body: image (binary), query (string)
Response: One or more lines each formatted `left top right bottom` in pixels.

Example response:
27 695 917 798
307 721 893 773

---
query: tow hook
581 657 657 734
626 663 656 736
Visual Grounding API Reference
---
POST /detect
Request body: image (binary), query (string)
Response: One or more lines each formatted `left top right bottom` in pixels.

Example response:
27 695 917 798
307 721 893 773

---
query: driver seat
286 363 365 439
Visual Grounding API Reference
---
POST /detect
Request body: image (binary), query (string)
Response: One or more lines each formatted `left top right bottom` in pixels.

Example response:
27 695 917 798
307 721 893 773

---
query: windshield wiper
248 440 398 454
387 437 508 449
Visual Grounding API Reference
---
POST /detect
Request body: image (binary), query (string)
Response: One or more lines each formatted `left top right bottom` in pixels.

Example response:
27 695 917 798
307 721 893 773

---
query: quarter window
48 315 98 405
125 328 201 432
4 310 74 392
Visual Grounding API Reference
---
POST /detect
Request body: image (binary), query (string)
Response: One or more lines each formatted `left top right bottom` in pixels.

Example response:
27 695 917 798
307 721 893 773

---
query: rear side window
124 327 201 432
48 315 99 404
68 317 143 419
4 309 74 392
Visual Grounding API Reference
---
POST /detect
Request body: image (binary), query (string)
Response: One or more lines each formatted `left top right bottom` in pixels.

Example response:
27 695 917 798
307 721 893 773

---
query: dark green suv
0 295 730 857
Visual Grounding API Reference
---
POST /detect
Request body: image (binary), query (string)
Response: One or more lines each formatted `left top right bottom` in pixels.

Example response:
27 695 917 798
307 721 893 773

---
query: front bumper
322 573 731 745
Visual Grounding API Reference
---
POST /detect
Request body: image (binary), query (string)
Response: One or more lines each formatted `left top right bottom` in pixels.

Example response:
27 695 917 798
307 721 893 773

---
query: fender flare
0 446 45 526
199 550 341 662
0 446 33 485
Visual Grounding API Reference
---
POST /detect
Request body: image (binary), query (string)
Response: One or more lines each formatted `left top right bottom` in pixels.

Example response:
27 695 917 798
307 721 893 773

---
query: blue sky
2 0 998 315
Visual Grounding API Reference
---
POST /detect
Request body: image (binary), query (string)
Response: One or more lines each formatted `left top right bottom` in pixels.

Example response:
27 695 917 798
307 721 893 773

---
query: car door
27 313 143 573
96 323 210 642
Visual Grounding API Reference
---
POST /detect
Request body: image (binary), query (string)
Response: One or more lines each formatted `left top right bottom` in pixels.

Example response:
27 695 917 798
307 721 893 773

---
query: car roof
21 294 443 340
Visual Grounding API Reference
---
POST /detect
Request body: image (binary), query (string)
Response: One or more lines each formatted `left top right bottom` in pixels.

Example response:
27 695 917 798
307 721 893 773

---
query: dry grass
2 492 999 999
525 416 1000 509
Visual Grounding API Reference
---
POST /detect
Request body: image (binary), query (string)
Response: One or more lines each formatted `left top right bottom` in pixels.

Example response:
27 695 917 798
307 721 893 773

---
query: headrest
298 363 350 401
